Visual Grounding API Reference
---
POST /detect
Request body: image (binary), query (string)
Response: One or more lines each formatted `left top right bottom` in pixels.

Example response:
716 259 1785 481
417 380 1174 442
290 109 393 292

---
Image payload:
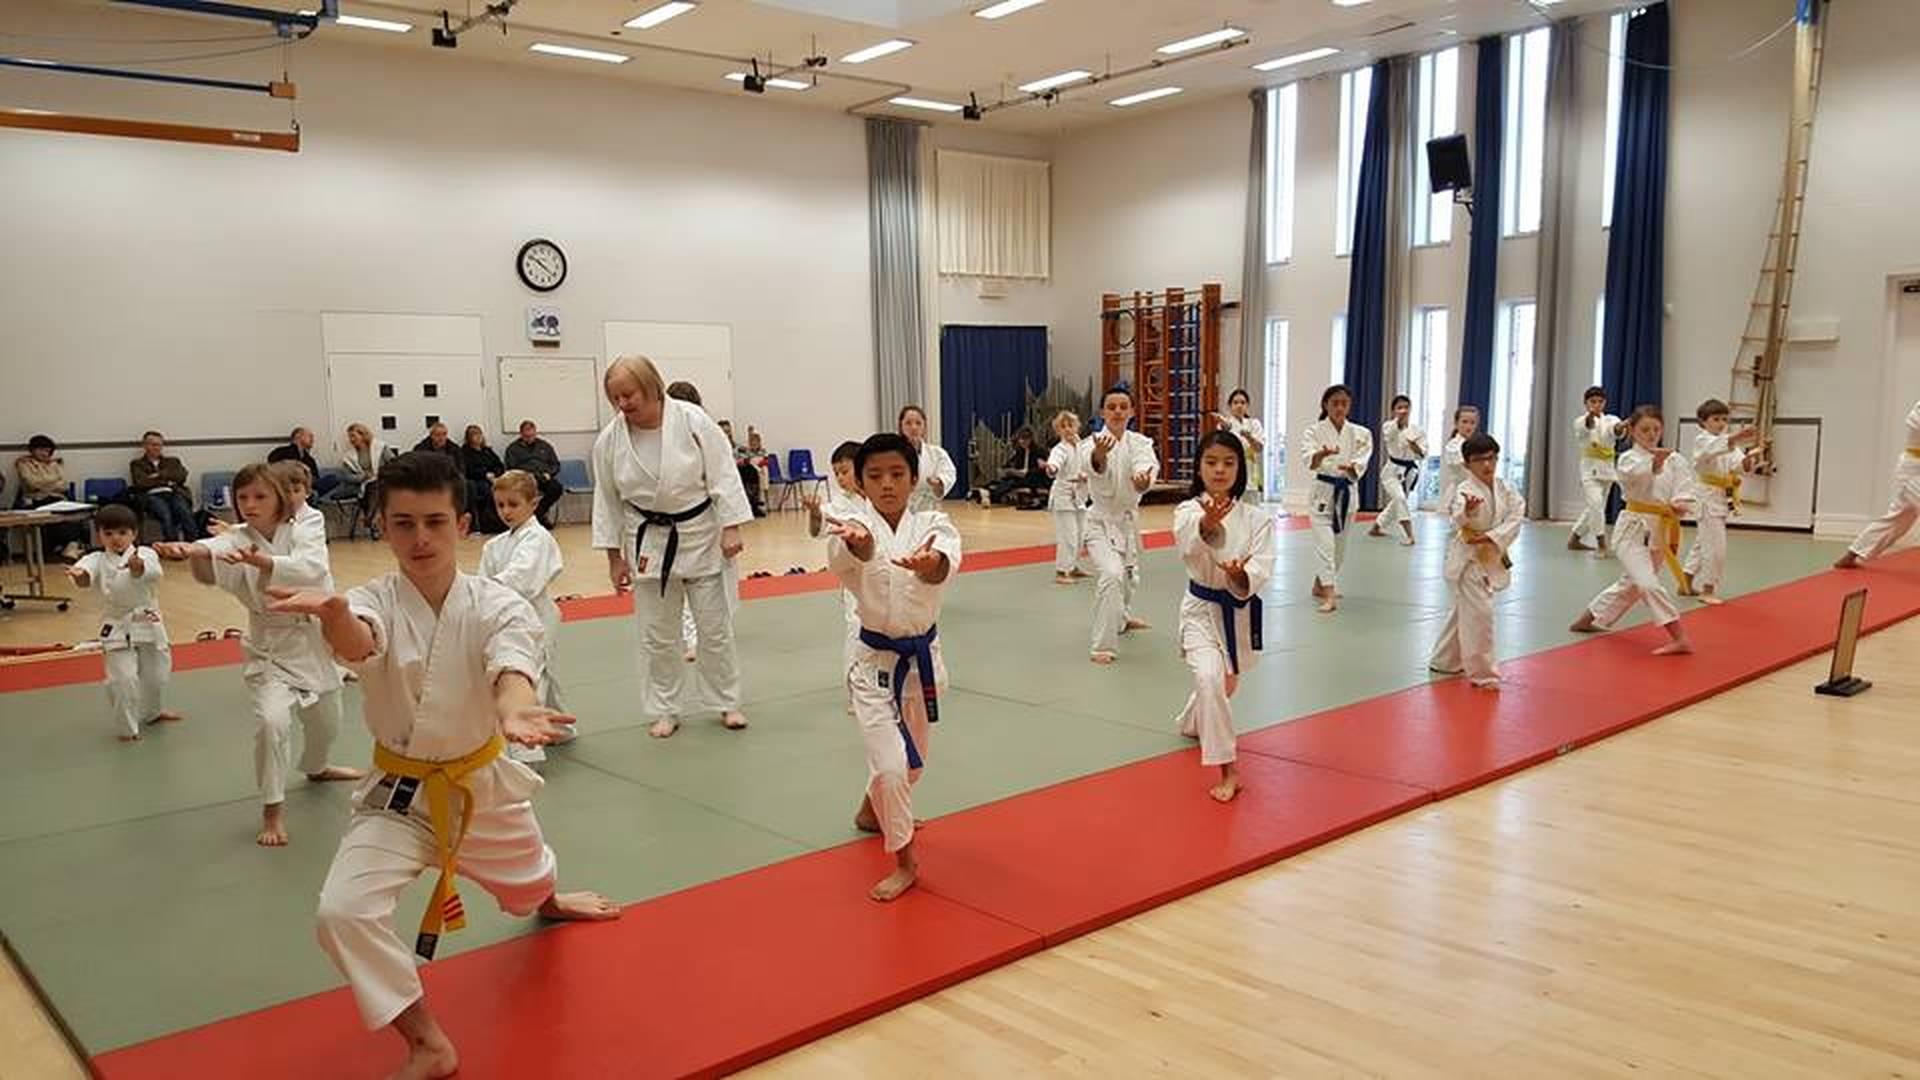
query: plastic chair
84 478 126 504
785 449 828 504
762 455 794 511
201 471 235 511
555 459 592 525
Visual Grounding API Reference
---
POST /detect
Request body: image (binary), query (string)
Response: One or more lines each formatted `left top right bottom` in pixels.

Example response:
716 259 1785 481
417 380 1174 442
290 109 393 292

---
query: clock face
517 239 566 292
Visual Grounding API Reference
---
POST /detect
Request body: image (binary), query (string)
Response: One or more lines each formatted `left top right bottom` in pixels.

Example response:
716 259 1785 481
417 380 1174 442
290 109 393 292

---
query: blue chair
555 459 592 525
785 449 828 504
763 454 793 511
84 478 127 504
201 471 235 512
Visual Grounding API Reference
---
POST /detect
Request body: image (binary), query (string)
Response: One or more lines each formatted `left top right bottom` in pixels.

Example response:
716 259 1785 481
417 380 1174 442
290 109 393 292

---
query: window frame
1500 27 1551 238
1262 318 1291 498
1264 83 1299 265
1411 47 1460 248
1335 66 1374 258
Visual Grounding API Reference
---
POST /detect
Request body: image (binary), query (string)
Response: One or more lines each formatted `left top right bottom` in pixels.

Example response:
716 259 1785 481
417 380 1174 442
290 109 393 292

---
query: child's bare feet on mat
1089 651 1115 665
539 891 621 921
257 803 289 847
722 710 749 730
117 733 140 743
307 765 365 782
1569 611 1600 633
1122 616 1151 632
649 718 679 738
147 711 183 725
1209 766 1242 803
1833 552 1861 569
390 1002 457 1080
1652 638 1693 656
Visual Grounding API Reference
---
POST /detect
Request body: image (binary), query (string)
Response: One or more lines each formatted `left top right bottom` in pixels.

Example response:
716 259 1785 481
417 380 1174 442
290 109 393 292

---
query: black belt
629 497 712 595
1389 455 1420 492
1315 474 1354 533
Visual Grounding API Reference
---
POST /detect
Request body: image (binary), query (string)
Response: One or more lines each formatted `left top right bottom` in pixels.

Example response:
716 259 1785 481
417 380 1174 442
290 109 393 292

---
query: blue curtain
1342 61 1392 511
938 325 1048 496
1599 3 1669 414
1457 34 1506 421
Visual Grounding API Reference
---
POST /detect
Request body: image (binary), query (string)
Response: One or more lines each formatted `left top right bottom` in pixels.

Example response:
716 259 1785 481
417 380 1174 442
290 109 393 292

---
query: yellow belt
1624 500 1691 592
1699 471 1742 512
372 734 505 959
1459 527 1513 571
1581 444 1617 461
1906 447 1920 459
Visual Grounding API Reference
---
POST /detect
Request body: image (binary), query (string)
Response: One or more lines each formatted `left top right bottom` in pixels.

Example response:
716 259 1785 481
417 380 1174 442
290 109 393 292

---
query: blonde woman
340 423 395 536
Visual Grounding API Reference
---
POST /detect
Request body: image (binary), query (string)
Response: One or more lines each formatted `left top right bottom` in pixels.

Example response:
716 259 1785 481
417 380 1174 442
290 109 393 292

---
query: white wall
0 0 872 491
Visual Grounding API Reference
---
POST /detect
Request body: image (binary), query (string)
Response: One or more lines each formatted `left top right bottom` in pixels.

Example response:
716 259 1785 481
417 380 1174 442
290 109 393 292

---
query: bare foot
1652 638 1694 656
1567 536 1593 551
1569 612 1600 633
1833 552 1862 569
1470 678 1503 691
1428 664 1464 676
117 733 141 743
387 1038 458 1080
1399 536 1416 547
1209 771 1242 803
1069 568 1090 579
1054 572 1074 585
1089 651 1116 665
307 765 366 782
649 718 680 739
257 804 289 847
722 710 749 730
1122 616 1151 633
870 866 917 902
1367 527 1386 538
683 648 697 663
854 806 880 833
538 890 621 921
1316 597 1337 614
1699 593 1724 606
147 711 184 725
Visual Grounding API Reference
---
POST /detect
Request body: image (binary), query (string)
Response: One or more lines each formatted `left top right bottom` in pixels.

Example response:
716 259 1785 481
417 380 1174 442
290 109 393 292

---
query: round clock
516 238 567 292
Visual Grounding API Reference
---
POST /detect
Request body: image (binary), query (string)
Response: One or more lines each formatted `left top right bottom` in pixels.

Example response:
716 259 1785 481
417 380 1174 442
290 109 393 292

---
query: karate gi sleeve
932 446 958 496
1298 424 1322 470
1044 443 1067 477
482 590 546 688
133 546 161 581
270 512 331 587
925 510 963 573
342 584 389 669
1447 482 1473 526
1349 427 1373 475
490 532 561 601
1489 482 1527 551
74 552 104 586
693 408 755 529
588 426 626 553
1239 507 1274 599
1136 438 1161 486
827 532 865 590
1172 499 1210 557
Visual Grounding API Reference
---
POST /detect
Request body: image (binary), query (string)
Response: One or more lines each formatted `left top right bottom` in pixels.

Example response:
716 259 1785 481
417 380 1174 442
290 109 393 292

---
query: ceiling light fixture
975 0 1045 19
842 38 914 64
725 71 811 90
624 1 697 30
1251 46 1339 72
1109 86 1183 107
529 43 631 64
890 96 964 112
335 13 413 32
1156 27 1245 55
1017 69 1091 93
1332 0 1374 7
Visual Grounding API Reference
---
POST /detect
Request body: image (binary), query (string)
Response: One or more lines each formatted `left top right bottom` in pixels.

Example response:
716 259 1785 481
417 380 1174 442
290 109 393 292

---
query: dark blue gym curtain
1599 3 1669 415
1342 60 1391 511
938 325 1047 497
1457 34 1506 421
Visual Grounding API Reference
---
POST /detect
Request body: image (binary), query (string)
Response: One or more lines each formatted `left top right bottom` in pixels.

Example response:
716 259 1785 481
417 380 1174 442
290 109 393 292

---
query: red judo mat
79 550 1920 1078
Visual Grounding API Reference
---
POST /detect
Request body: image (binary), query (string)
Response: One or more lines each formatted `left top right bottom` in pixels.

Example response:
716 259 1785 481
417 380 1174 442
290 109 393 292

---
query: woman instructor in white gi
592 355 755 737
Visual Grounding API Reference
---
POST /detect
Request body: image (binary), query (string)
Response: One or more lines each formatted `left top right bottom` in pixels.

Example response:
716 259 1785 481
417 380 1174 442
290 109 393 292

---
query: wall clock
517 238 567 292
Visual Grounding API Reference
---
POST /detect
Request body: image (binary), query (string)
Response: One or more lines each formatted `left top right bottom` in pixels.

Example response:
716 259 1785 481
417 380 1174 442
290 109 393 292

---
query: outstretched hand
264 586 346 618
501 706 576 748
152 541 200 561
1463 493 1484 514
1199 491 1235 528
221 545 273 570
1216 556 1251 591
827 519 874 560
891 534 948 581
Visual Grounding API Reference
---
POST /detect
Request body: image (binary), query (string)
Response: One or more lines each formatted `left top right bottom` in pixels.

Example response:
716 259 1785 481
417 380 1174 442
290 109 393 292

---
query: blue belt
1389 455 1420 491
858 625 938 770
1187 581 1262 675
1315 473 1354 533
628 497 712 596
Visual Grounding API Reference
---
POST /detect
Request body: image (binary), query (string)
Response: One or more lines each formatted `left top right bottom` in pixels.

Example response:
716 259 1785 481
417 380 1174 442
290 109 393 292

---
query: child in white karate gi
1171 431 1272 803
482 470 573 764
1570 386 1626 553
1680 398 1762 604
898 405 956 513
1044 410 1092 584
1428 433 1526 689
1299 385 1373 614
1372 393 1426 546
156 462 361 846
66 503 182 740
1086 386 1160 663
824 433 961 902
1834 398 1920 569
1439 405 1480 511
805 440 869 702
1571 406 1695 654
268 450 618 1080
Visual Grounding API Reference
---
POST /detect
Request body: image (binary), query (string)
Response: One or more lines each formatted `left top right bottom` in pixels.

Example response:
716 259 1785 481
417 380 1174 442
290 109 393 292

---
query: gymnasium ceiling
62 0 1639 134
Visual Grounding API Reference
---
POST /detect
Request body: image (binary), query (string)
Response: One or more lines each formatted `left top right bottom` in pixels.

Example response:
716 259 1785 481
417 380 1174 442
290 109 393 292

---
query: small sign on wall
528 306 562 344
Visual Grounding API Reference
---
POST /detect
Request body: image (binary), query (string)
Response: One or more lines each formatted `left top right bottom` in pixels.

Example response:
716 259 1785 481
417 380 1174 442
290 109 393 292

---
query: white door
1889 281 1920 470
322 313 486 458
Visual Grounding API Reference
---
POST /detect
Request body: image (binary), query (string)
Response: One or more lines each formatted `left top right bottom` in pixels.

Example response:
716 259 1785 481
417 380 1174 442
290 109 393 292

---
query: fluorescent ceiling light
724 72 812 90
1251 46 1339 71
890 96 964 113
842 38 914 64
1109 86 1183 107
624 1 696 29
1157 27 1245 55
975 0 1045 18
1332 0 1373 6
529 43 630 64
1017 69 1091 93
335 13 412 32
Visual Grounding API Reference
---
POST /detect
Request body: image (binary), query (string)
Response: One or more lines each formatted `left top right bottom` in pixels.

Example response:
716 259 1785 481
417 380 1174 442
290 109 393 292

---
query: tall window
1408 307 1450 506
1331 313 1348 386
1491 299 1538 489
1501 27 1551 237
1411 48 1460 246
1592 293 1607 388
1263 319 1290 497
1335 66 1374 257
1602 11 1629 227
1265 83 1299 264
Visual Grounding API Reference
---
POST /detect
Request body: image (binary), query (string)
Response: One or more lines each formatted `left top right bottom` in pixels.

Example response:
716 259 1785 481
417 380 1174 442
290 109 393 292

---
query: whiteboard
602 321 735 422
1674 415 1819 530
498 355 602 435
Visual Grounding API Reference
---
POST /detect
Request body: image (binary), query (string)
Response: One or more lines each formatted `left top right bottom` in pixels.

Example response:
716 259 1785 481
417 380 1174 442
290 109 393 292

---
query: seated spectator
981 426 1049 506
13 434 88 560
265 426 338 499
719 418 767 517
413 421 462 465
339 422 396 536
128 430 195 541
502 419 564 527
460 424 507 533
